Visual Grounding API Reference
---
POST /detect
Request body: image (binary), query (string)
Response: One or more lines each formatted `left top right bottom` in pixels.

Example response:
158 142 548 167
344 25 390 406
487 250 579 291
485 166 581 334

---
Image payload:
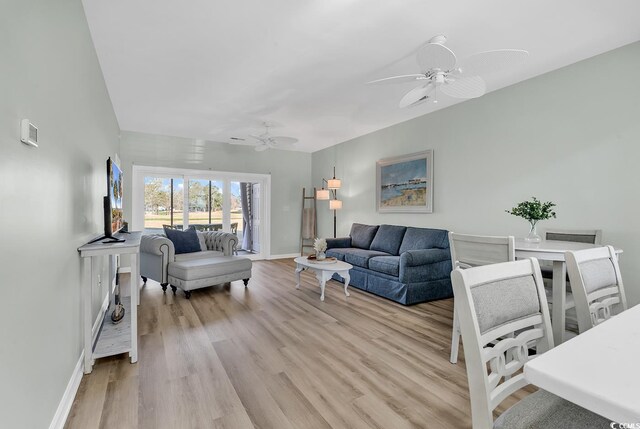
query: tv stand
78 231 141 374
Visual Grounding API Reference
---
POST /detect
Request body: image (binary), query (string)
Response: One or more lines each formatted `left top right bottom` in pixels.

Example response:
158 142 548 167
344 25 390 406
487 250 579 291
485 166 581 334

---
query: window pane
188 179 223 231
144 177 183 233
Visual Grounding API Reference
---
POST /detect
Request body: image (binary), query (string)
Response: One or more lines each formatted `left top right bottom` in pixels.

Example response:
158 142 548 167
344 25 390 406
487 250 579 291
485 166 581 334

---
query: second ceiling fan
368 35 529 108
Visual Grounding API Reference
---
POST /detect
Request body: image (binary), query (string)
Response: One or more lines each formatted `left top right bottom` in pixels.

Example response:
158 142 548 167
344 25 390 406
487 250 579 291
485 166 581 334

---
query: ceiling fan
367 35 529 108
229 122 298 152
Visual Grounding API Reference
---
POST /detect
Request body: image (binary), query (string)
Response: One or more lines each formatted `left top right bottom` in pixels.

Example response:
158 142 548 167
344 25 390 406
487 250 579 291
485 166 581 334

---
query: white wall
0 0 120 427
119 131 312 255
312 42 640 305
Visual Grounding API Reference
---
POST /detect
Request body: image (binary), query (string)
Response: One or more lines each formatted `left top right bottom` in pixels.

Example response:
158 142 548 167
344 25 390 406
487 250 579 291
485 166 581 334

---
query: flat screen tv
107 157 124 237
89 158 125 244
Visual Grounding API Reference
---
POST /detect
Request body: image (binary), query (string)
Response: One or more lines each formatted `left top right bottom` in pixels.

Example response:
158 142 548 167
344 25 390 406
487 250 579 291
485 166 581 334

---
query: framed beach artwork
376 150 433 213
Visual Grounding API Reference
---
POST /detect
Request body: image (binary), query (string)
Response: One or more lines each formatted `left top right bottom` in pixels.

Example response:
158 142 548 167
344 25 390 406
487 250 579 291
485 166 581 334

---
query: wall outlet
97 274 102 287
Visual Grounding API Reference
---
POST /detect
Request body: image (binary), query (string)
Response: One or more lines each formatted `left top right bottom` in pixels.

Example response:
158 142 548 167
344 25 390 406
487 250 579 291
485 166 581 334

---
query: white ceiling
83 0 640 153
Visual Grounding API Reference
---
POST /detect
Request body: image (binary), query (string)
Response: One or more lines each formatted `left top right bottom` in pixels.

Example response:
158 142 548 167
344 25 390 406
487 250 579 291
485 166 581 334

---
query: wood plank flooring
65 258 531 429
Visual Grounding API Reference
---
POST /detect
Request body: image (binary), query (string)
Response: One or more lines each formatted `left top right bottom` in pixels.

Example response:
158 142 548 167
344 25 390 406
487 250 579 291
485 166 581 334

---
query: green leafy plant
506 197 557 222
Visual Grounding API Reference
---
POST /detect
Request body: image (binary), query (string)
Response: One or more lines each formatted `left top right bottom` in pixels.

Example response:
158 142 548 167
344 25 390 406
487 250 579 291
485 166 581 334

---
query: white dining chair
451 258 612 429
448 232 515 364
540 229 602 334
565 245 627 333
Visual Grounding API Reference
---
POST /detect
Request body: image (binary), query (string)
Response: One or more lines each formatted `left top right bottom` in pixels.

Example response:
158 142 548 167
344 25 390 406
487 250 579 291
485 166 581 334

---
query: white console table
78 231 141 374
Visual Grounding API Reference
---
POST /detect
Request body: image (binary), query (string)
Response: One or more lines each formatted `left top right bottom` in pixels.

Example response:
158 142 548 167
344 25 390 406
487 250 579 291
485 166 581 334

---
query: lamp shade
316 189 330 200
329 199 342 210
327 178 341 189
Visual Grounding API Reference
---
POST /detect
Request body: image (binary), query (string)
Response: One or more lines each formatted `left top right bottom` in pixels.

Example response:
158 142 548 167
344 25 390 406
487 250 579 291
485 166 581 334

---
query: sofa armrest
140 235 174 284
141 234 175 258
326 237 351 249
400 249 451 267
202 231 238 256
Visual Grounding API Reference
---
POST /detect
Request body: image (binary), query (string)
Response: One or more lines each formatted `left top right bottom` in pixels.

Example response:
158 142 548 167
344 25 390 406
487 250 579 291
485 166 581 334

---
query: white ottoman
167 256 252 298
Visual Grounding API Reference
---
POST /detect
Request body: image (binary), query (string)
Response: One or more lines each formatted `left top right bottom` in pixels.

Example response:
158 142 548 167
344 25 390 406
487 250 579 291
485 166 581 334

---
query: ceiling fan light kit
368 35 529 108
228 121 298 152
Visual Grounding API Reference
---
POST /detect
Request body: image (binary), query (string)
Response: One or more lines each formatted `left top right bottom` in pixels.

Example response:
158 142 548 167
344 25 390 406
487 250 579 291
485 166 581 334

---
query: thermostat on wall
21 119 38 147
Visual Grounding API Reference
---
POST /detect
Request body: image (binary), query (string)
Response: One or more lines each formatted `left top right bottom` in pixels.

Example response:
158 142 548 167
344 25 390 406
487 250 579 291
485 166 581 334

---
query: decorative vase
316 251 326 261
525 220 541 244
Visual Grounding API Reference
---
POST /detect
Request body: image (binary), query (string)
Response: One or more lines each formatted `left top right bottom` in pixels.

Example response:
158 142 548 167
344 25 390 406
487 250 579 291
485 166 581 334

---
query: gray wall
0 0 120 427
312 42 640 305
120 131 312 255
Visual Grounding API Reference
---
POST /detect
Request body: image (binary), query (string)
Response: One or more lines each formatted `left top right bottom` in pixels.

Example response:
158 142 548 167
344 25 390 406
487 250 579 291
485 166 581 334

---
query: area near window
132 166 270 259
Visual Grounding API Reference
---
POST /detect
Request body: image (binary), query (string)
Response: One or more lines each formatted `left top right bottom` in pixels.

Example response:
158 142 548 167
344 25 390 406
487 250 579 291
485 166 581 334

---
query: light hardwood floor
65 259 530 429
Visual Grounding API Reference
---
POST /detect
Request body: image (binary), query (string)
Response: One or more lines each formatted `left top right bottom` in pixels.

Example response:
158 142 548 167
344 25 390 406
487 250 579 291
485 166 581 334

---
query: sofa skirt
332 266 452 305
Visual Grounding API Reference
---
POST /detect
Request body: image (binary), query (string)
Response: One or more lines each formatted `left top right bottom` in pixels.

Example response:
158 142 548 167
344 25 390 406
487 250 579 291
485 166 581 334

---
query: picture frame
376 150 433 213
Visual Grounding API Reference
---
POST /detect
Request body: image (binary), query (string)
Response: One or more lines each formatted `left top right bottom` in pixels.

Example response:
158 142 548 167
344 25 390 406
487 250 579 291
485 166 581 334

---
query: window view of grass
144 177 244 235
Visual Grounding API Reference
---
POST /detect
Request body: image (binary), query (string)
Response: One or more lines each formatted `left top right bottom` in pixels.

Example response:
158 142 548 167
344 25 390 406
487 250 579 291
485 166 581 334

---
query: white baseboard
48 351 84 429
118 266 131 273
268 253 300 260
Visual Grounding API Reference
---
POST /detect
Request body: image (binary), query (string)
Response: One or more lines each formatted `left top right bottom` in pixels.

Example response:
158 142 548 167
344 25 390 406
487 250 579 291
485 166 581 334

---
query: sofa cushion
344 249 391 268
370 225 407 255
369 256 400 277
164 226 201 254
168 256 252 281
174 250 224 262
326 248 354 261
349 223 379 249
398 227 449 254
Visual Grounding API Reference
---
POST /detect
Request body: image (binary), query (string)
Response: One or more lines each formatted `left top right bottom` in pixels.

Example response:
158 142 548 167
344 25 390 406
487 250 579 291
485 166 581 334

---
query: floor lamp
316 167 342 238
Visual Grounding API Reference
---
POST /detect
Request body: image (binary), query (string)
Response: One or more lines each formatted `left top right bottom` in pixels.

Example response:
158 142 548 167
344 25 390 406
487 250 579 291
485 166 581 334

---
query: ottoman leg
170 285 177 295
184 290 191 299
243 278 250 287
160 283 167 292
141 276 148 284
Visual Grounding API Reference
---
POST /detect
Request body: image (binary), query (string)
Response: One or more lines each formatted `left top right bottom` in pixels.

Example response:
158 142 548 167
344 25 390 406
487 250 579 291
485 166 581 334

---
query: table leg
337 270 350 297
83 257 96 374
295 264 303 289
552 260 567 345
315 271 329 301
130 253 138 364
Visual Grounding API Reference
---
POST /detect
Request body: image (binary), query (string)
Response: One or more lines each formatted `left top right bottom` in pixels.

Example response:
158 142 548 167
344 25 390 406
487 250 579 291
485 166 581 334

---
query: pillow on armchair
163 226 201 254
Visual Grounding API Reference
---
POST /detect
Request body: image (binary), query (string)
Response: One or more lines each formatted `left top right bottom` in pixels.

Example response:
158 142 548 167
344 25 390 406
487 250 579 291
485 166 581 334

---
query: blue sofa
326 223 453 305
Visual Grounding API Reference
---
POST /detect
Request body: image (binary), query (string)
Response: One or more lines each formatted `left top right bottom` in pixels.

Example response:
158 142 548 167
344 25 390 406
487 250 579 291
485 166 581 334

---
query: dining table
514 239 622 345
524 303 640 423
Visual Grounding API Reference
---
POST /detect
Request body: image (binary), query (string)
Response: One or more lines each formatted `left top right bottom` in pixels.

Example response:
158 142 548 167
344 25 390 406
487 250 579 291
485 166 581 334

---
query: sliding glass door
135 166 270 259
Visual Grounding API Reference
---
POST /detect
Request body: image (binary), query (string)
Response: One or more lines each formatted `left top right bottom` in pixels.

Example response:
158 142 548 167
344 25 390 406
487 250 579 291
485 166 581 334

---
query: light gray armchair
140 231 238 292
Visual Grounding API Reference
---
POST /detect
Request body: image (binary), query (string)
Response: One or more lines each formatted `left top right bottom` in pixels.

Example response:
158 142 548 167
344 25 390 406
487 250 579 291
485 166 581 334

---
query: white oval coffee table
294 256 352 301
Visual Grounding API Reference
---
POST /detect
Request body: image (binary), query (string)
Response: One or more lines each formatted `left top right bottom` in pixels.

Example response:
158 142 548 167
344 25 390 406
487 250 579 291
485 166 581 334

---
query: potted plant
506 197 557 243
313 238 328 260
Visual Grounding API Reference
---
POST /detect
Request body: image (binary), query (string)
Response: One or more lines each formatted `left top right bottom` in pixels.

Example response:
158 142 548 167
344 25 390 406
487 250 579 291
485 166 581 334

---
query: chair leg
243 278 249 287
184 290 191 299
170 285 177 295
141 276 148 284
450 308 461 364
160 283 167 292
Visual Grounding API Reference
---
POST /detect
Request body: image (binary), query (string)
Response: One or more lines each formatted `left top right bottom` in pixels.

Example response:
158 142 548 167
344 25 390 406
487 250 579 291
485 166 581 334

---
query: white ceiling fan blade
228 140 259 146
399 83 434 108
459 49 529 77
441 75 487 99
417 43 457 72
366 74 426 85
254 144 269 152
270 136 298 146
249 134 265 141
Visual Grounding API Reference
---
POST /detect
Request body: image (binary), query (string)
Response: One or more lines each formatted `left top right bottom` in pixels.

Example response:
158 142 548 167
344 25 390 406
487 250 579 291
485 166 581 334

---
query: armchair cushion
174 250 224 262
370 225 407 255
349 223 379 249
164 226 201 254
